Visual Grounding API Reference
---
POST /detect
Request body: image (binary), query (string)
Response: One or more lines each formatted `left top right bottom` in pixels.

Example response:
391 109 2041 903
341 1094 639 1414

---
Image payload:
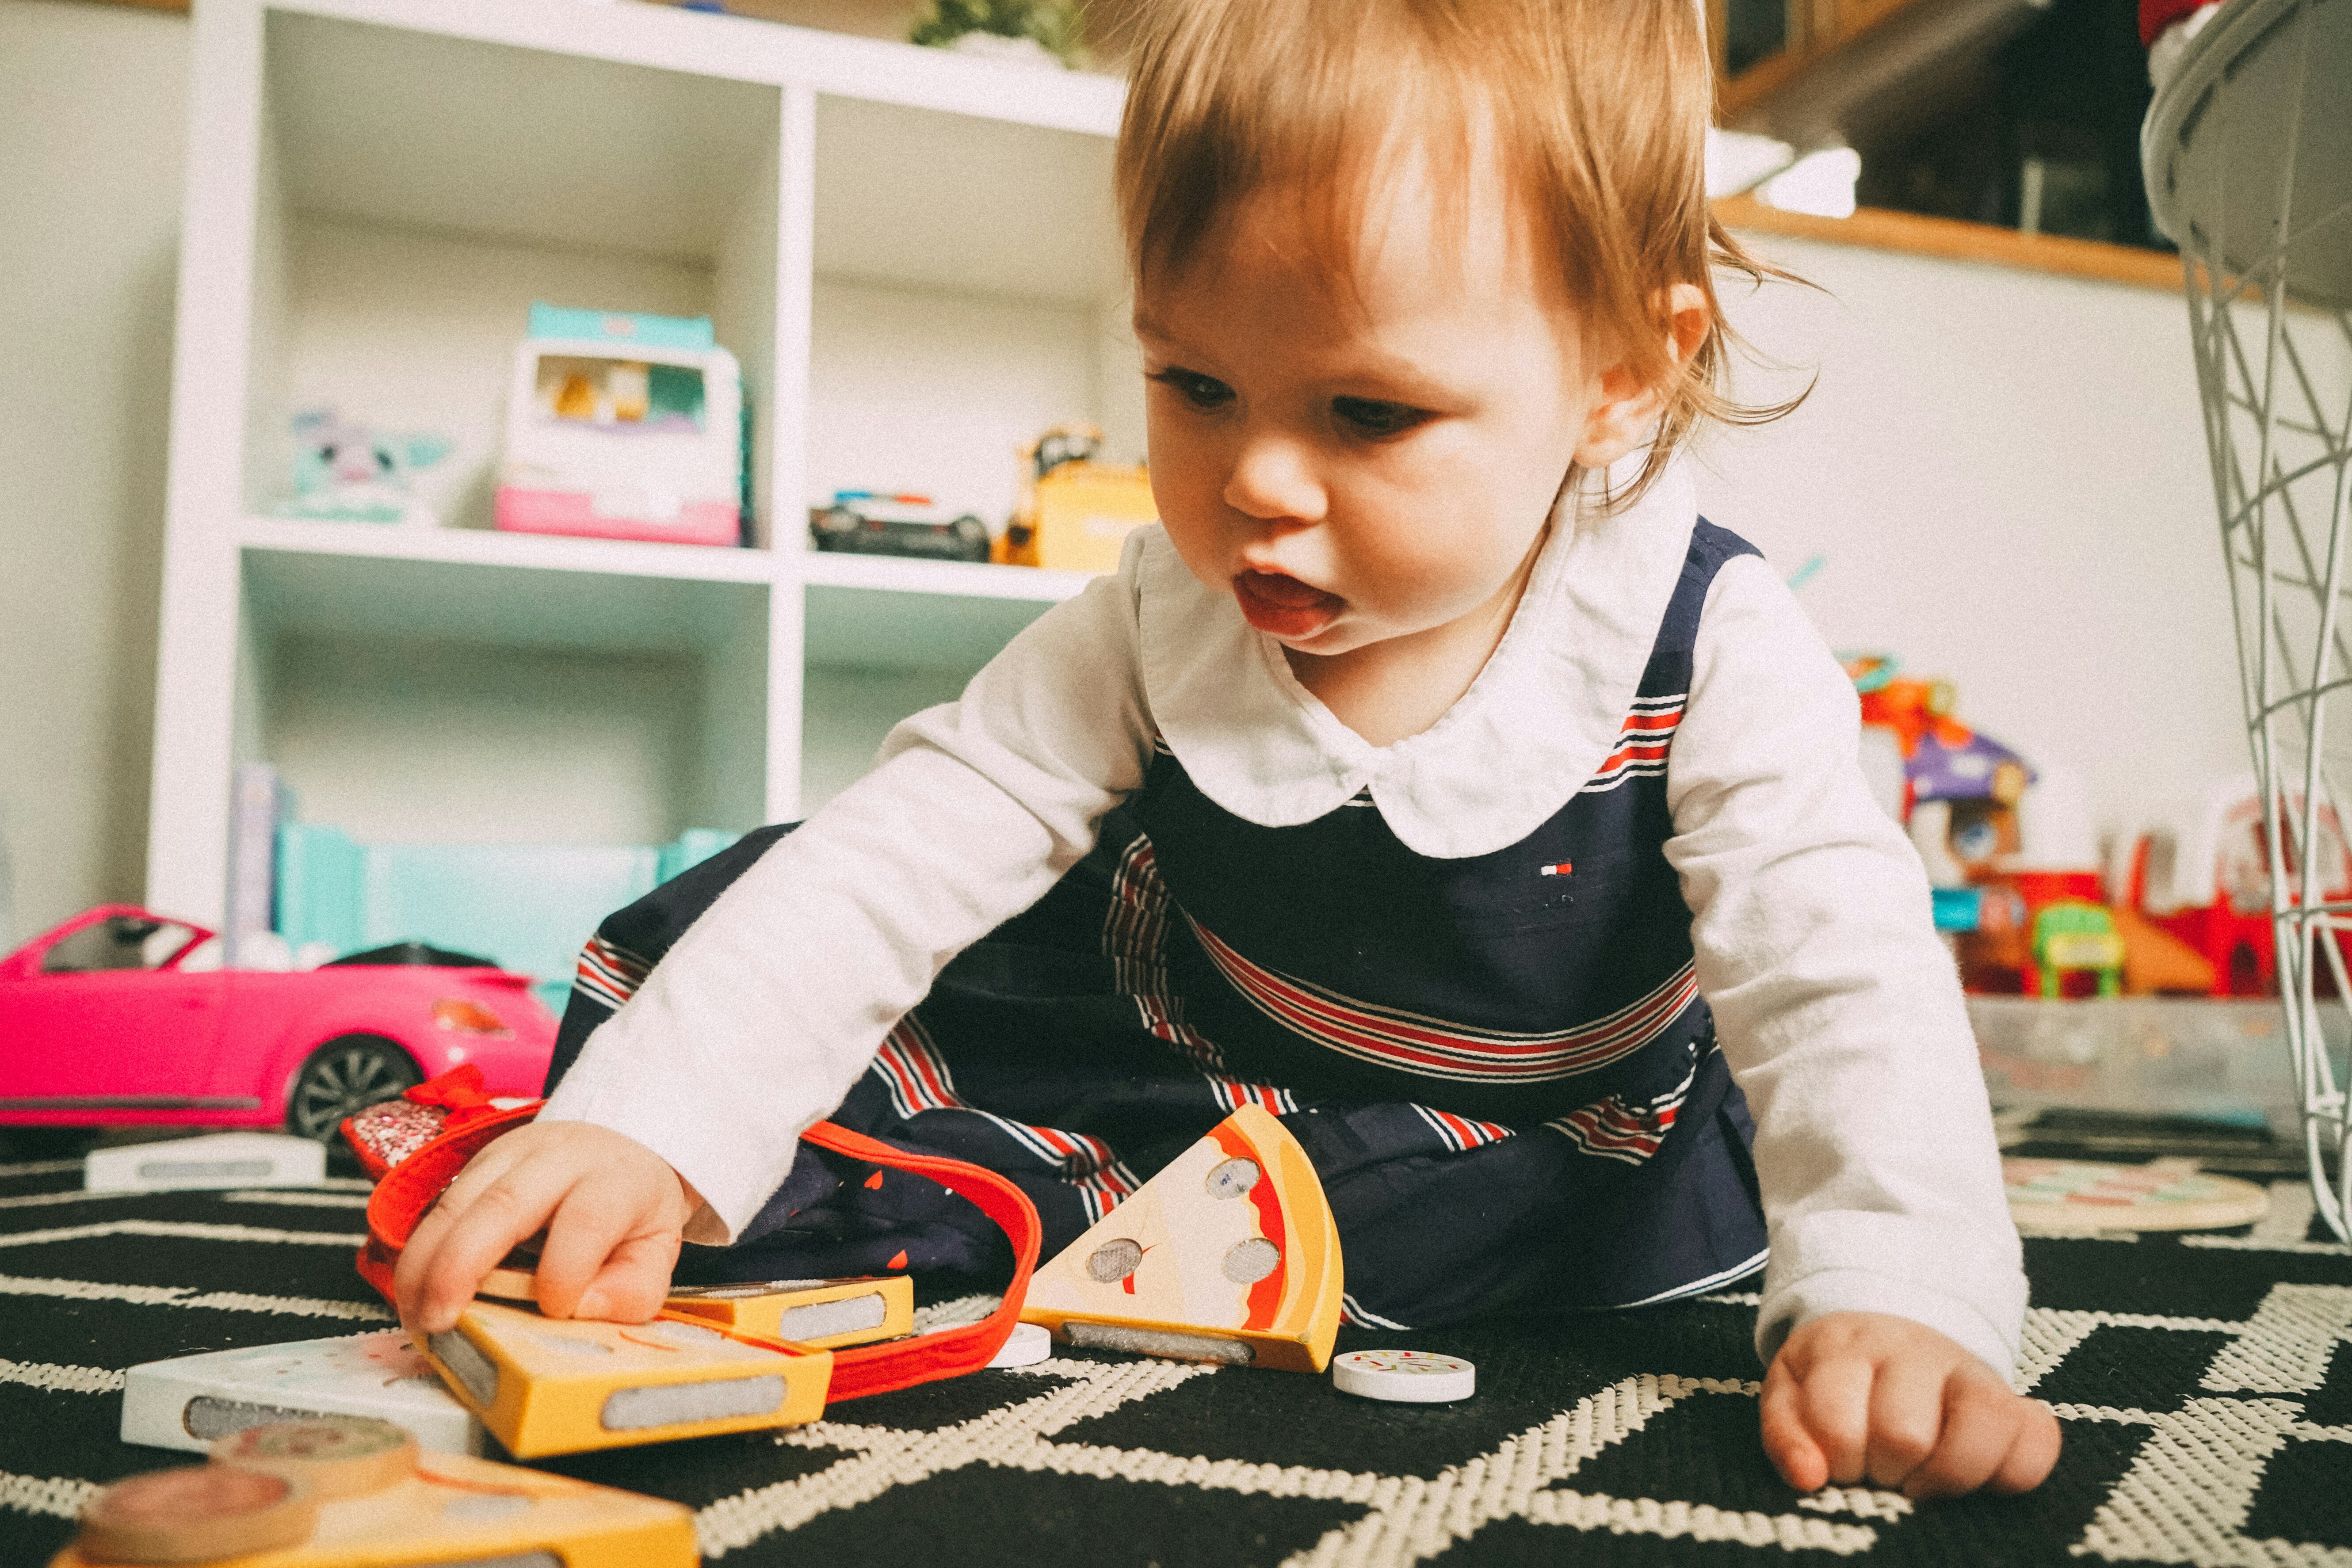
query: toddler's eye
1148 368 1233 411
1332 397 1429 438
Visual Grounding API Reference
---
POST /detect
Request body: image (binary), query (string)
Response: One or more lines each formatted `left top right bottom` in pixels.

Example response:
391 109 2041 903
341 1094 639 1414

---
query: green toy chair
2031 901 2126 999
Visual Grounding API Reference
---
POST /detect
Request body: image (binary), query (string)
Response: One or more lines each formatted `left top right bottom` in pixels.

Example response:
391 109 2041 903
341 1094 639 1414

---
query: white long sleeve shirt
542 462 2027 1381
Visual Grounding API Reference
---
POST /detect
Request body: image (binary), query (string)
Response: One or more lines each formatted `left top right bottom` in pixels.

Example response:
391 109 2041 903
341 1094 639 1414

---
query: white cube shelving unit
149 0 1141 927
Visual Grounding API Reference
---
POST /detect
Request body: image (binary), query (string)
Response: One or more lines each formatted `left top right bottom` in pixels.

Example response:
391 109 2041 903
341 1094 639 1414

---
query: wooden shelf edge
798 549 1095 604
1712 194 2185 294
237 515 782 584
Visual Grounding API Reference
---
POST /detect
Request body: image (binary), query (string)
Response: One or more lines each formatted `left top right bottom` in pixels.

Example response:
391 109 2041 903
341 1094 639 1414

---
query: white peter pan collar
1136 454 1699 859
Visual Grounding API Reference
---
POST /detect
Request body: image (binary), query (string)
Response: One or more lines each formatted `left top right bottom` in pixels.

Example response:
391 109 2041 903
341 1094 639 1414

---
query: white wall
806 276 1103 523
0 0 188 946
1694 231 2271 839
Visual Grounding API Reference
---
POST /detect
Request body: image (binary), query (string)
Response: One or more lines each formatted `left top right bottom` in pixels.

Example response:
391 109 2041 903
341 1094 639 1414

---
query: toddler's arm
533 549 1158 1250
1665 553 2045 1493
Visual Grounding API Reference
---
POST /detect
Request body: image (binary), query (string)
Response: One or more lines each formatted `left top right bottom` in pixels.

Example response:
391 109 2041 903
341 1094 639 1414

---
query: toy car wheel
286 1036 420 1144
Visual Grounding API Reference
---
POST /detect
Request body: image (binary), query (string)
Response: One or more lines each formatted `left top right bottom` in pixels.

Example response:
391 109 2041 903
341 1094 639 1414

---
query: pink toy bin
494 488 739 548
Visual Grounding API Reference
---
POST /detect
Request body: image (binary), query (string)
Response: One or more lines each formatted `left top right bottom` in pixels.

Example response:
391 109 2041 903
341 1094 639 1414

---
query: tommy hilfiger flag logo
1538 861 1573 877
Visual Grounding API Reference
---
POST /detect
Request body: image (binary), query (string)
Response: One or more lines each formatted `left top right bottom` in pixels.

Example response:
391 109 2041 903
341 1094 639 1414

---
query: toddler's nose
1222 431 1325 527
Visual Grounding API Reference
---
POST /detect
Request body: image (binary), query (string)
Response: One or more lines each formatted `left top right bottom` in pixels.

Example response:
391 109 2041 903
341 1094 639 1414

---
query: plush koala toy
276 407 454 525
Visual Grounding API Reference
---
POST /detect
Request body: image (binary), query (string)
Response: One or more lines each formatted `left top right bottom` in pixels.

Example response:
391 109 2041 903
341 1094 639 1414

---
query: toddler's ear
1573 283 1712 469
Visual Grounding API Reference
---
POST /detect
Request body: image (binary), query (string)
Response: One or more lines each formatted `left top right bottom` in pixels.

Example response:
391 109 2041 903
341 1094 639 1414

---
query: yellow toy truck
999 422 1157 574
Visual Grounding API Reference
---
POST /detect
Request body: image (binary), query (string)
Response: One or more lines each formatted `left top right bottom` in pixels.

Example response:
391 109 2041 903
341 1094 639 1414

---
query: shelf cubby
238 545 772 846
803 90 1142 530
799 570 1081 811
150 0 1134 927
246 9 786 539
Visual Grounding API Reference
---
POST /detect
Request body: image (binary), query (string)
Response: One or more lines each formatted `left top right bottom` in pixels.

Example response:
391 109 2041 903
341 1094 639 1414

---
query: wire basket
2144 0 2352 1239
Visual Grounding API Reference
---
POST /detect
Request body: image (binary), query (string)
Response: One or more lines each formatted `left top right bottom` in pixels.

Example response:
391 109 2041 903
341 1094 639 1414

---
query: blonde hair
1113 0 1799 508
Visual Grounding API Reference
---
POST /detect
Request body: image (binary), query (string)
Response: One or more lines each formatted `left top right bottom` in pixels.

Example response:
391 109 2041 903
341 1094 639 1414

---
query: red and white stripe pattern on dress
1185 913 1702 1086
1102 833 1229 1074
1208 1079 1298 1117
1411 1103 1515 1154
868 1015 1142 1222
573 934 651 1011
1579 692 1685 794
1546 1061 1697 1166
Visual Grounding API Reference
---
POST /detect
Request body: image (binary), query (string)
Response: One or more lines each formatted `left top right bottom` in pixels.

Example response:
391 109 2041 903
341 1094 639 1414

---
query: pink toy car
0 906 557 1144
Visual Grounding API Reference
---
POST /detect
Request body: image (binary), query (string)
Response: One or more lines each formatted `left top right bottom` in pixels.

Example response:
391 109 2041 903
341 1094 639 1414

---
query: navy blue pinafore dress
544 521 1771 1329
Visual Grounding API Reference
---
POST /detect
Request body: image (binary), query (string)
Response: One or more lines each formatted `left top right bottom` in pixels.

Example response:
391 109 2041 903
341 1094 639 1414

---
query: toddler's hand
1760 1312 2061 1499
392 1121 701 1335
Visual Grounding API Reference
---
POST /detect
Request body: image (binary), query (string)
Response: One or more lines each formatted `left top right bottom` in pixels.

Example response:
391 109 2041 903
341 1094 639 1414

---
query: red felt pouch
350 1071 1042 1402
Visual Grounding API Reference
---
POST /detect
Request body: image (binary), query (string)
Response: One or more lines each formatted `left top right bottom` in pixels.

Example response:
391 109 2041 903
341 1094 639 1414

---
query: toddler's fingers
1985 1399 2063 1496
568 1231 684 1325
1896 1373 2018 1498
529 1172 676 1322
391 1140 523 1329
1793 1353 1876 1487
404 1154 573 1335
1862 1354 1948 1490
1759 1362 1829 1494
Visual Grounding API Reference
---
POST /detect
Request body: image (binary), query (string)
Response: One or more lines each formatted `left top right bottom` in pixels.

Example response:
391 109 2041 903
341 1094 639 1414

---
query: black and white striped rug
1 1148 2347 1566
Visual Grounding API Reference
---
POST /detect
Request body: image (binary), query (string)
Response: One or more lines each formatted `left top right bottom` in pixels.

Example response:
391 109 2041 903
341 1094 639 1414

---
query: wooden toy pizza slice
480 1256 915 1352
414 1301 832 1459
1019 1103 1343 1372
663 1275 915 1349
56 1418 695 1568
120 1330 484 1457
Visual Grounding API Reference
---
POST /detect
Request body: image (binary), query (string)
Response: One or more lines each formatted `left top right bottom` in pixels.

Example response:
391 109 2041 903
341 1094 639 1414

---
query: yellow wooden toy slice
1020 1103 1343 1372
414 1301 831 1458
664 1274 915 1349
53 1448 694 1568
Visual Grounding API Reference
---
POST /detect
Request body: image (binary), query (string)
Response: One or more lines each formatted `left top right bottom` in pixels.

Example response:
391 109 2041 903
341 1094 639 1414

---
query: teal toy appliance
494 304 744 546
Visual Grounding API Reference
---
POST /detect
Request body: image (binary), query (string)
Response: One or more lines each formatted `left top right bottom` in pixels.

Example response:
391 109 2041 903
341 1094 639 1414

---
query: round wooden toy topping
1222 1236 1281 1285
1332 1349 1478 1404
210 1415 417 1501
1204 1156 1261 1199
1087 1238 1144 1282
78 1465 317 1564
986 1321 1054 1368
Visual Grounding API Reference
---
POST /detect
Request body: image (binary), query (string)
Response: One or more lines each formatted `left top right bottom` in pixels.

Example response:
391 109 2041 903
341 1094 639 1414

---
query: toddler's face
1134 161 1614 659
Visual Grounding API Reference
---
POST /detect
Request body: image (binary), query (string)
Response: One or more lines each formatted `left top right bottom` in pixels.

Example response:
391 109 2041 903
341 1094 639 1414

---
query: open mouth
1233 571 1344 639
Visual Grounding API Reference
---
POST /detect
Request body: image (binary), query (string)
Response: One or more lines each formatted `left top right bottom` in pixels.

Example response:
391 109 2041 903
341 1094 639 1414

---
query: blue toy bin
275 823 737 1015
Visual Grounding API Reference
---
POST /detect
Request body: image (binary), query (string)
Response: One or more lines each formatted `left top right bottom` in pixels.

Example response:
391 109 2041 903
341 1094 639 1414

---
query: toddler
399 0 2059 1499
